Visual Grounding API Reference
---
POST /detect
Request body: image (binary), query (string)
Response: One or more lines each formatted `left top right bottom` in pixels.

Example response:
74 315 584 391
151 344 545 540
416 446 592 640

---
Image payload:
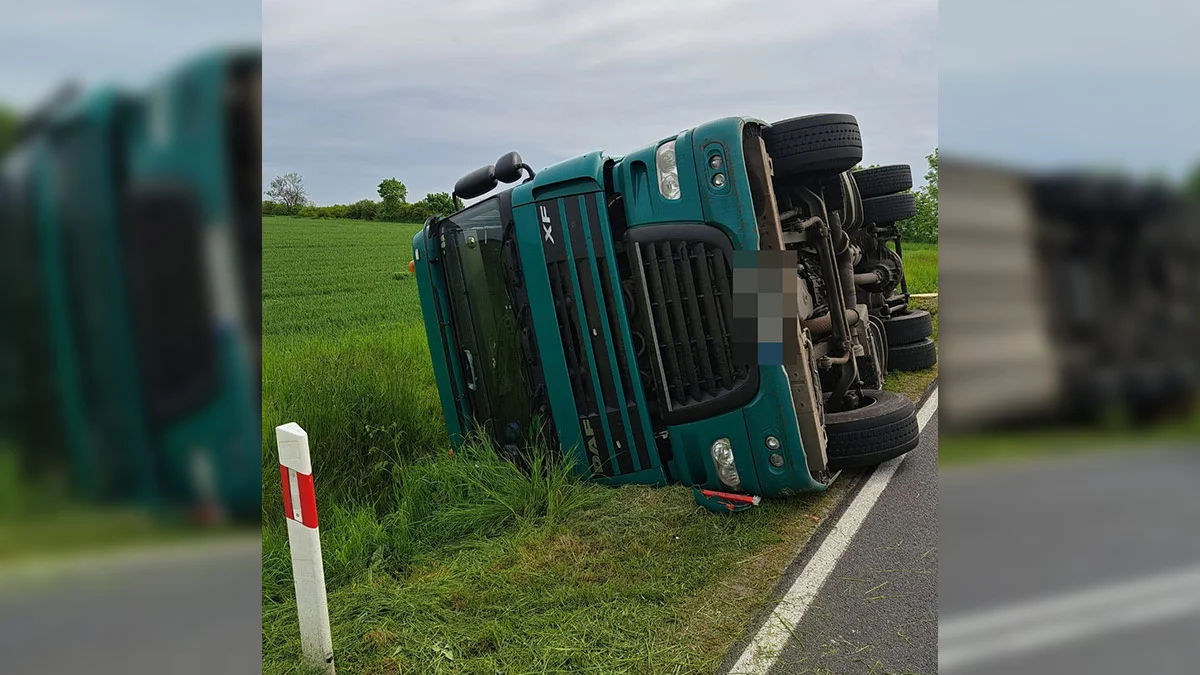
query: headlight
712 438 734 466
656 140 681 200
711 438 741 488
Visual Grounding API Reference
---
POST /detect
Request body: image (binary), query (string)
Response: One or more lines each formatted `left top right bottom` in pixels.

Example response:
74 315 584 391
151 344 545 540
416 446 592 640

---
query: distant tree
0 104 20 154
898 149 938 243
922 149 938 197
418 191 456 215
265 173 309 215
377 178 409 221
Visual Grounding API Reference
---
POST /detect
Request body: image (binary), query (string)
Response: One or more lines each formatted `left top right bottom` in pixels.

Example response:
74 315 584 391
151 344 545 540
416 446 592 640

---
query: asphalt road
939 445 1200 674
0 536 262 674
722 390 940 675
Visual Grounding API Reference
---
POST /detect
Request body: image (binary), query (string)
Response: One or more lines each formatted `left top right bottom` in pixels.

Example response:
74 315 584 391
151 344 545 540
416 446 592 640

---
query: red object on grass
699 488 761 506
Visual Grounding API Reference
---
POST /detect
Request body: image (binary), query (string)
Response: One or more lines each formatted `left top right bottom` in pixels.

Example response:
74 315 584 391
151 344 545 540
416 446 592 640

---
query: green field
261 216 938 674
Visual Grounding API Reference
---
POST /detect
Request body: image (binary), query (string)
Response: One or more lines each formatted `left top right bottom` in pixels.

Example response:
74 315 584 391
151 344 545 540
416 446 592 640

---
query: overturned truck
939 157 1200 430
412 114 933 508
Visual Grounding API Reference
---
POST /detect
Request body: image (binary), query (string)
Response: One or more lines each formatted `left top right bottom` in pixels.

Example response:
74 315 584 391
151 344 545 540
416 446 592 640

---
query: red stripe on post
296 471 319 528
280 465 293 519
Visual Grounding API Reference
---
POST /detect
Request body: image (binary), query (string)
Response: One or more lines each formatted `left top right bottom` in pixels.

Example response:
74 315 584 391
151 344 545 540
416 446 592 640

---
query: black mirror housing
494 152 525 184
454 165 497 200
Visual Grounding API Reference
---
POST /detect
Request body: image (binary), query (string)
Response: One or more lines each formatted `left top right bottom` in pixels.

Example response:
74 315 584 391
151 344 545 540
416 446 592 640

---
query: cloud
940 0 1200 177
0 1 259 109
264 0 938 204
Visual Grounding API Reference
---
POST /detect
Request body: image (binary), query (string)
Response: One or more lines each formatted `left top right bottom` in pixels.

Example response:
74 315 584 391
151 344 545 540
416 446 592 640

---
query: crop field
261 216 939 674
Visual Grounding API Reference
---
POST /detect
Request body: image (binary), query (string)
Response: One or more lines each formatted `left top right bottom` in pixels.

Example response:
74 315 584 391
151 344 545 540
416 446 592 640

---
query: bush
261 200 290 216
282 199 439 223
897 190 938 243
896 150 938 244
419 192 456 216
347 199 379 221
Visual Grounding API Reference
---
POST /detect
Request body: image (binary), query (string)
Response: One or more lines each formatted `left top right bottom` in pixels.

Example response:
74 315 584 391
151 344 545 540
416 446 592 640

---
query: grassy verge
261 217 937 674
939 413 1200 467
0 452 243 564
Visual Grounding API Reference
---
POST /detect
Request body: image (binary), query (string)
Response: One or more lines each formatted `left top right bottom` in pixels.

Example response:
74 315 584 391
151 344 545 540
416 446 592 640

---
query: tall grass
261 327 447 503
263 433 600 601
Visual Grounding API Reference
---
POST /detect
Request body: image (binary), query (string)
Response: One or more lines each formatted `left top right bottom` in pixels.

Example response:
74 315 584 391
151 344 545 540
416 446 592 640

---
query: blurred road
940 446 1200 674
0 535 262 674
725 388 939 674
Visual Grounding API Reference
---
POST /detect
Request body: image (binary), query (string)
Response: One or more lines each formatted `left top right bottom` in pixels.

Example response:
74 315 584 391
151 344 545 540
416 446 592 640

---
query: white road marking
729 388 938 674
940 562 1200 672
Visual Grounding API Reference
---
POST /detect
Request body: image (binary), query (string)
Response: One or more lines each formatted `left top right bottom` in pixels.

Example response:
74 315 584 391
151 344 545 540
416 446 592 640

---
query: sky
8 1 1190 202
263 0 939 205
0 1 260 109
940 0 1200 180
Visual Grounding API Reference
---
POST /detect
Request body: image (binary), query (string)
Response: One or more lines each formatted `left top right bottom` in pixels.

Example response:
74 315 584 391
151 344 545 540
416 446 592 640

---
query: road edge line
727 386 938 674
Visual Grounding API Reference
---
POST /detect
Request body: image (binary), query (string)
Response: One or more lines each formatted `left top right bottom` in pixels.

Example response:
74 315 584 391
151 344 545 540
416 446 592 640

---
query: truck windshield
440 197 535 447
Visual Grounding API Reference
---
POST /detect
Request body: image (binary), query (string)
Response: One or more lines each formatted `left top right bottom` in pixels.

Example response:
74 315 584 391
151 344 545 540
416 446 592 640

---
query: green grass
0 447 250 563
939 411 1200 467
261 216 938 674
263 215 425 337
900 242 938 294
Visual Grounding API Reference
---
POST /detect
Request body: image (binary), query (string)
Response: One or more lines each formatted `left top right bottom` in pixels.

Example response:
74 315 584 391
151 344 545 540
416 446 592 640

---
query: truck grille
626 225 756 424
538 194 655 477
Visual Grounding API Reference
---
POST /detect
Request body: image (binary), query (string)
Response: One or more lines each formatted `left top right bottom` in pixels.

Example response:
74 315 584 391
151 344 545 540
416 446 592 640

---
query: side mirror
454 165 497 200
494 151 527 184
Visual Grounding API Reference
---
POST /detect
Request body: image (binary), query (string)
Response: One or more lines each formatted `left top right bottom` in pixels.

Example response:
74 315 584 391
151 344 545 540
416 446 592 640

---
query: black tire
764 114 863 177
826 390 920 470
881 309 933 346
852 165 913 199
862 192 917 224
889 337 937 371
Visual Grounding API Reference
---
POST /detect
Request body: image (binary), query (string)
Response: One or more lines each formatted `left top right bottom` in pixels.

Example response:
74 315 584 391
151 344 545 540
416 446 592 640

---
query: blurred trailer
941 156 1200 432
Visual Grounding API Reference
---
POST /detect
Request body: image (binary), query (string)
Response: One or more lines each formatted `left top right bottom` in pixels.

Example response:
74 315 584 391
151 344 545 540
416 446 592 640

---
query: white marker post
276 422 335 674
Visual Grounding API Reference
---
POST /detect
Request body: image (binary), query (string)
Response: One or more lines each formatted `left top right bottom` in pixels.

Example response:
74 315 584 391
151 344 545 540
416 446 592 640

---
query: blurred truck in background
940 156 1200 432
0 46 261 522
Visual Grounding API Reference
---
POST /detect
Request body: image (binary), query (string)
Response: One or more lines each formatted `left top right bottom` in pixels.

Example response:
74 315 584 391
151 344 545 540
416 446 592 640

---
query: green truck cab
0 47 261 520
413 114 920 503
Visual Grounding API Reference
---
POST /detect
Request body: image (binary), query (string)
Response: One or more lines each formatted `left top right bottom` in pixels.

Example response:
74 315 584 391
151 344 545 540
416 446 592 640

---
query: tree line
262 158 940 239
253 147 1200 240
262 173 456 223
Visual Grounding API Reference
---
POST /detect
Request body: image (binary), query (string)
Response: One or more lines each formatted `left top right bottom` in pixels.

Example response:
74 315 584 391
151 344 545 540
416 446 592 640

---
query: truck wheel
852 165 913 199
882 309 933 345
862 192 917 224
888 337 937 371
764 114 863 177
826 390 920 469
